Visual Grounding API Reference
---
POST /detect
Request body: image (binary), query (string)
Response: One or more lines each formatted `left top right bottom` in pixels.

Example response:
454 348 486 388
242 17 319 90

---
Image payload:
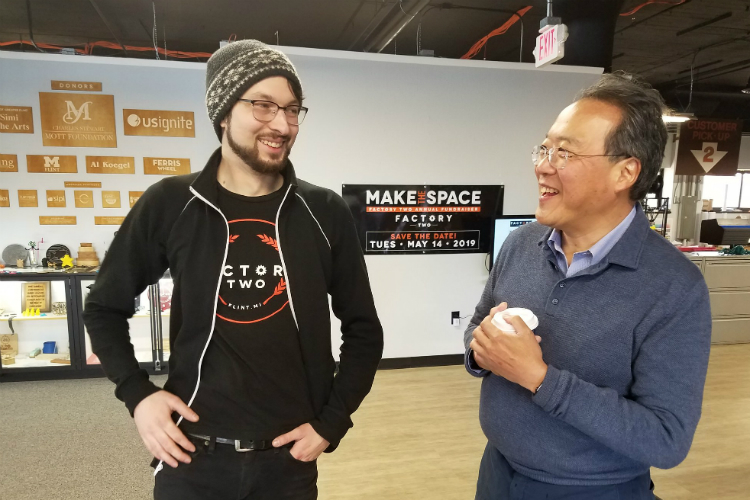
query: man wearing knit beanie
84 40 383 500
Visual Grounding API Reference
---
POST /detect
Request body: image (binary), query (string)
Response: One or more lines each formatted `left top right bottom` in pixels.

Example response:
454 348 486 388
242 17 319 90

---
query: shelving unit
642 197 670 237
0 271 173 381
1 314 68 321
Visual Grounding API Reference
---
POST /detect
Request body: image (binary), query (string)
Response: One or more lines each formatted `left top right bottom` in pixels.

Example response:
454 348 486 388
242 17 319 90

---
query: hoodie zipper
154 185 230 476
275 184 300 331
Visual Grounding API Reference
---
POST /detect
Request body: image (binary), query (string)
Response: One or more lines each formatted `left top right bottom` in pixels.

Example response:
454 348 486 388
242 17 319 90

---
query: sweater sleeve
82 182 171 416
308 194 384 448
532 279 712 469
463 249 505 377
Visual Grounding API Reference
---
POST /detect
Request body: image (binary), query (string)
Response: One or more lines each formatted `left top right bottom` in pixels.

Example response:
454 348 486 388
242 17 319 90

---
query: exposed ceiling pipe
362 0 431 53
88 0 128 56
347 2 391 51
668 58 750 86
615 0 691 34
334 0 368 48
669 89 750 100
26 0 45 53
676 12 732 37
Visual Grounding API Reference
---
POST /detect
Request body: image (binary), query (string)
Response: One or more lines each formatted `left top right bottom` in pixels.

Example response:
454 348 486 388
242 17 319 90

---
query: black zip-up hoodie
83 148 383 451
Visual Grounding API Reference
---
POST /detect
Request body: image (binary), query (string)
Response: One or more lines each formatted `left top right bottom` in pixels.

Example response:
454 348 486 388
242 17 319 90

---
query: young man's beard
225 116 290 175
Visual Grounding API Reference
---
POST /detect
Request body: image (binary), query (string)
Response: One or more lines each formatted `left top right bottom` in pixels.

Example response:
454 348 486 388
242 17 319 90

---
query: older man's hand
470 303 547 393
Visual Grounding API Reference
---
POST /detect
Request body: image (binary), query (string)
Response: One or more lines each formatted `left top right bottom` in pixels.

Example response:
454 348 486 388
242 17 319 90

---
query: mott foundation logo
144 157 191 175
0 105 34 134
27 155 78 173
86 156 135 174
129 191 144 207
39 92 117 148
46 190 66 208
0 154 19 172
102 191 121 208
18 190 38 207
74 190 94 208
124 109 195 138
0 189 9 207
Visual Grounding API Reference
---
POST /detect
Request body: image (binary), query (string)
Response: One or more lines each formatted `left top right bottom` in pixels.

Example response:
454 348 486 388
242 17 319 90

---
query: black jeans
476 443 655 500
153 435 318 500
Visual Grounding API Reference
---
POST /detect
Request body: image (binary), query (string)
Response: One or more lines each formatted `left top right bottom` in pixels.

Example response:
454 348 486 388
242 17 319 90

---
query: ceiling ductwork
360 0 431 53
552 0 626 72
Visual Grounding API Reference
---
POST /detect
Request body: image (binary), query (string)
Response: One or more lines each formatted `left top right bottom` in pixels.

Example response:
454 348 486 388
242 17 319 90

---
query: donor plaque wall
0 52 218 258
2 48 606 362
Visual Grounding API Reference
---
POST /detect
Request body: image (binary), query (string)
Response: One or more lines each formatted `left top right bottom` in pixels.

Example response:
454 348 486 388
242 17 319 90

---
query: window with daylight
703 172 750 210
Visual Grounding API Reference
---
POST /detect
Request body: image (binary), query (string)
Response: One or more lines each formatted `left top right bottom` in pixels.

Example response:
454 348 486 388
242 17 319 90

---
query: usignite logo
123 109 195 138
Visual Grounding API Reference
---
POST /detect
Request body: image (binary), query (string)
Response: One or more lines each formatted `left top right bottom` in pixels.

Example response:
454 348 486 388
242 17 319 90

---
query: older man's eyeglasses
531 145 628 169
237 99 308 125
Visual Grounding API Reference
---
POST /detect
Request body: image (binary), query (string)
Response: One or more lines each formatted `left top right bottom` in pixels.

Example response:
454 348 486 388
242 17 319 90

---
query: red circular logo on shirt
216 219 289 324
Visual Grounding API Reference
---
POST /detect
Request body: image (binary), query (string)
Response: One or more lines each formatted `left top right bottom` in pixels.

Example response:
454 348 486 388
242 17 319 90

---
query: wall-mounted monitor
490 215 536 269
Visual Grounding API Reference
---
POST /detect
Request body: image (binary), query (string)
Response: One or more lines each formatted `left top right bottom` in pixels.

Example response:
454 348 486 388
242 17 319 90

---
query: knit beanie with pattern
205 40 303 140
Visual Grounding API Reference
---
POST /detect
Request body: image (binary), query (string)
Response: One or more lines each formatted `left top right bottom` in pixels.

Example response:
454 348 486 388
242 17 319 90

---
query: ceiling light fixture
662 114 693 123
741 76 750 94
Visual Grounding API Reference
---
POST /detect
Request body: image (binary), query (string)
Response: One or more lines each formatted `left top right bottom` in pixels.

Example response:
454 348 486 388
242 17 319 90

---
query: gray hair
576 72 668 201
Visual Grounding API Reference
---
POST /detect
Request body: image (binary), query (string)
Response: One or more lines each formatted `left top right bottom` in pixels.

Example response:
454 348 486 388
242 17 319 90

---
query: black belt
187 433 279 452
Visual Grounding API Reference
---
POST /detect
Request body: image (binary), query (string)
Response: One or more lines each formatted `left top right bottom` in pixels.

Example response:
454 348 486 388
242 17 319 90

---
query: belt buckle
235 440 253 452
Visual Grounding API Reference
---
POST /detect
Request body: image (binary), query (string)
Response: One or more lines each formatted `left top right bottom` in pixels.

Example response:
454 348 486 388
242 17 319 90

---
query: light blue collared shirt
466 205 638 374
547 205 637 277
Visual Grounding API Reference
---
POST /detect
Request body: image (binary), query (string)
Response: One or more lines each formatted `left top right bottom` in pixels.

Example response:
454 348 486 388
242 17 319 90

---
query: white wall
0 49 601 359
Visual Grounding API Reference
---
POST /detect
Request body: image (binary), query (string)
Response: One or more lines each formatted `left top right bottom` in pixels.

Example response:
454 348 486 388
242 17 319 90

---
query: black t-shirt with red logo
184 182 314 441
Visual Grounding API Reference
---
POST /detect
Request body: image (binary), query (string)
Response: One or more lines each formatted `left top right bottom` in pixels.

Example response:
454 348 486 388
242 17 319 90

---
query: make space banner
343 184 503 255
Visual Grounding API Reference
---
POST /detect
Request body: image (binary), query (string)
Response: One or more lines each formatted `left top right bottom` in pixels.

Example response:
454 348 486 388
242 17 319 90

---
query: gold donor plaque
0 154 19 172
95 216 125 225
0 105 34 133
27 155 78 173
123 109 195 138
22 282 51 312
144 157 191 175
129 191 144 207
0 189 10 207
86 156 135 174
102 191 121 208
18 190 38 207
40 216 76 225
46 190 66 208
51 81 102 92
65 181 101 188
39 92 117 148
75 190 94 208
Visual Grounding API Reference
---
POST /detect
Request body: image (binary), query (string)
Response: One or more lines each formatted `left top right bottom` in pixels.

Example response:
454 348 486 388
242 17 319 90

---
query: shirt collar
546 205 637 264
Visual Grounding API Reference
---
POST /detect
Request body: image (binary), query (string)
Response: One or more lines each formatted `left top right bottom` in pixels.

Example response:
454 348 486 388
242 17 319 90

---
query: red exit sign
534 24 568 68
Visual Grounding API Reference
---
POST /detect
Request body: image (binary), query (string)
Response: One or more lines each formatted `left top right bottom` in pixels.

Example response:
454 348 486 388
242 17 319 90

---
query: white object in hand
491 307 539 333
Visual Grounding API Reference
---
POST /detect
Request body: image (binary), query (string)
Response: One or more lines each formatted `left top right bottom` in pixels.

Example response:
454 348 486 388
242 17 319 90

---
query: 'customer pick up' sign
675 119 743 176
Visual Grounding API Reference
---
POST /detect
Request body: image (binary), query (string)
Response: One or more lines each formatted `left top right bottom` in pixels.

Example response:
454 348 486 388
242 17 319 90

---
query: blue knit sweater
464 208 712 486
